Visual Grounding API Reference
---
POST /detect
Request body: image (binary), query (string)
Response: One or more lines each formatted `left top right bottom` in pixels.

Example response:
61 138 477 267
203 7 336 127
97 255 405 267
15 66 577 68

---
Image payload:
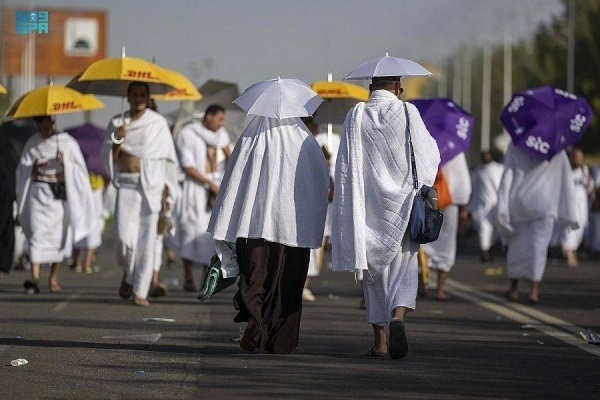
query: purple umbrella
65 123 109 181
500 86 593 160
411 98 473 167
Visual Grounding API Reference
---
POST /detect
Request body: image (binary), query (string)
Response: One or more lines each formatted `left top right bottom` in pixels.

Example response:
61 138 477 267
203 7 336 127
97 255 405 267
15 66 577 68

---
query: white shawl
496 144 578 239
207 116 329 248
102 109 180 212
16 132 94 243
331 90 440 280
442 152 472 206
178 121 230 149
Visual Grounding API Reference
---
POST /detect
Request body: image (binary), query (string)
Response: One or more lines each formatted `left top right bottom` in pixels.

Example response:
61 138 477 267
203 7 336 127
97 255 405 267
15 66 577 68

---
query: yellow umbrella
310 75 369 148
7 84 104 119
66 53 177 97
151 67 202 101
310 80 369 101
0 83 6 94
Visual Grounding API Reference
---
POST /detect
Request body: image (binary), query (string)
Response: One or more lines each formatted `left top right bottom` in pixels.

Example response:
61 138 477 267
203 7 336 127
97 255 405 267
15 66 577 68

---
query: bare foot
435 292 450 301
506 290 518 302
132 295 149 307
49 282 62 293
528 293 539 304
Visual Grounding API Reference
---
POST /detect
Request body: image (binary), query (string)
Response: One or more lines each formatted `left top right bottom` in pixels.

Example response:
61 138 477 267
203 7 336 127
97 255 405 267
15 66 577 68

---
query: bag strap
404 103 419 190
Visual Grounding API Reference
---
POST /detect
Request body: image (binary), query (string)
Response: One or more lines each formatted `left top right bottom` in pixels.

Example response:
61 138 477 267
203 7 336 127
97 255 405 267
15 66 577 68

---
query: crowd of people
3 67 600 360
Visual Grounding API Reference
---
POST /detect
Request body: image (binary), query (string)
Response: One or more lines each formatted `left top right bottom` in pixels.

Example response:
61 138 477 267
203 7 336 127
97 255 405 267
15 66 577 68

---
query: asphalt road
1 231 599 400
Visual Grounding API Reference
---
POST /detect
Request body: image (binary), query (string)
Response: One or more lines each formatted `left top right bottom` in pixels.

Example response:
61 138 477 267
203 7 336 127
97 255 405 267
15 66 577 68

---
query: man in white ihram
102 82 179 307
332 75 440 359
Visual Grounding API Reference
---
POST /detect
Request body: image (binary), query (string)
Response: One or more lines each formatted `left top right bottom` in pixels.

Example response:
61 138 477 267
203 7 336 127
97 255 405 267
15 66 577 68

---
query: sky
5 0 564 127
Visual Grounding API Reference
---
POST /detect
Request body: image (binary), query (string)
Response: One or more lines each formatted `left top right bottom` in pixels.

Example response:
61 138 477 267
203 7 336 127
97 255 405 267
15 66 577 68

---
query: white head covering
208 116 329 248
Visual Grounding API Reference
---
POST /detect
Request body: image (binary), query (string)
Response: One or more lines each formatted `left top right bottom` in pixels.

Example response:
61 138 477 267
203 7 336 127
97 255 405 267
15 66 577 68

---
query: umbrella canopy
0 83 6 94
500 86 594 160
152 67 202 101
411 98 474 167
345 53 432 80
233 78 323 120
6 84 104 119
66 56 177 97
310 80 369 125
195 79 240 111
65 122 109 180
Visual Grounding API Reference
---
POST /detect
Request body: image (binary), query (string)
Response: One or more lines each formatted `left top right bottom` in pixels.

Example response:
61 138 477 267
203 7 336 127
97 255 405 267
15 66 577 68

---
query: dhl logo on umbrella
164 89 192 97
317 89 345 96
125 70 160 80
51 101 82 112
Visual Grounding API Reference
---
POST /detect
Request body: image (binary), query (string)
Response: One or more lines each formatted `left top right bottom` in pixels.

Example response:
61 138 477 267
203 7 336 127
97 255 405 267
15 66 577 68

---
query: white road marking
446 278 600 357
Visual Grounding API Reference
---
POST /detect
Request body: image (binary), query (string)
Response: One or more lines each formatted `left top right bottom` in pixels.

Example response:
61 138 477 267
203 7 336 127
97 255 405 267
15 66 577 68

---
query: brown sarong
233 238 309 354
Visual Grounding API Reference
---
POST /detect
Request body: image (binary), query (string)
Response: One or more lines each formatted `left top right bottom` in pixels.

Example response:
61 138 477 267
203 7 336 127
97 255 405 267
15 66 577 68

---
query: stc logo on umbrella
525 136 550 154
570 114 587 133
508 96 525 113
51 101 82 112
455 118 470 140
125 70 159 80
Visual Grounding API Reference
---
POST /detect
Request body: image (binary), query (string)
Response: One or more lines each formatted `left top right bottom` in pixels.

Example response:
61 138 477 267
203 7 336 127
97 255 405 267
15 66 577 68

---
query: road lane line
51 293 82 312
446 278 600 357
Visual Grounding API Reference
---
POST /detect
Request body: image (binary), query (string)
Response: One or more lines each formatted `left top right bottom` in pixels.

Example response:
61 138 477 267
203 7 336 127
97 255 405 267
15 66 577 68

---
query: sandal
148 283 168 298
389 320 409 360
366 347 388 357
23 280 40 294
132 296 150 307
119 276 133 299
49 283 62 293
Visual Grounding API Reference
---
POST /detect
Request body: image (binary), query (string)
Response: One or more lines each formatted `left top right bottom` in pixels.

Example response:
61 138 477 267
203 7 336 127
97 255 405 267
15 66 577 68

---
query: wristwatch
111 131 124 144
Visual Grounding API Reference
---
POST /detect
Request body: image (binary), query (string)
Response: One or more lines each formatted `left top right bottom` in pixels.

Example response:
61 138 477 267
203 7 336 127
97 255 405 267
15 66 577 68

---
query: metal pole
481 43 492 151
327 72 332 150
462 47 472 111
503 30 512 105
453 54 462 104
567 0 575 92
437 62 446 98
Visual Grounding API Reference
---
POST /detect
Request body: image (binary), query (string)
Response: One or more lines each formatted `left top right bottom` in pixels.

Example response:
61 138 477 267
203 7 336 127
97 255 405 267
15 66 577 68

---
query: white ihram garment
561 165 593 251
16 133 94 264
102 109 180 299
332 90 439 321
423 153 472 272
496 145 578 282
470 161 504 251
174 122 230 265
74 187 105 249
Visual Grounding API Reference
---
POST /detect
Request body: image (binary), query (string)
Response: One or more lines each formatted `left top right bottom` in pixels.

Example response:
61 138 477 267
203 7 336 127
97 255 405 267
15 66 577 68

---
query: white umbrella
233 77 323 120
344 53 432 80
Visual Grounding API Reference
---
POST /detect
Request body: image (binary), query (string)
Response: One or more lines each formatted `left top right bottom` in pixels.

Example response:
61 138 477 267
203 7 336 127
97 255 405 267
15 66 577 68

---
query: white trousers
363 232 419 326
507 216 554 282
477 215 497 252
114 174 159 299
74 187 105 250
424 205 458 272
28 182 71 264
